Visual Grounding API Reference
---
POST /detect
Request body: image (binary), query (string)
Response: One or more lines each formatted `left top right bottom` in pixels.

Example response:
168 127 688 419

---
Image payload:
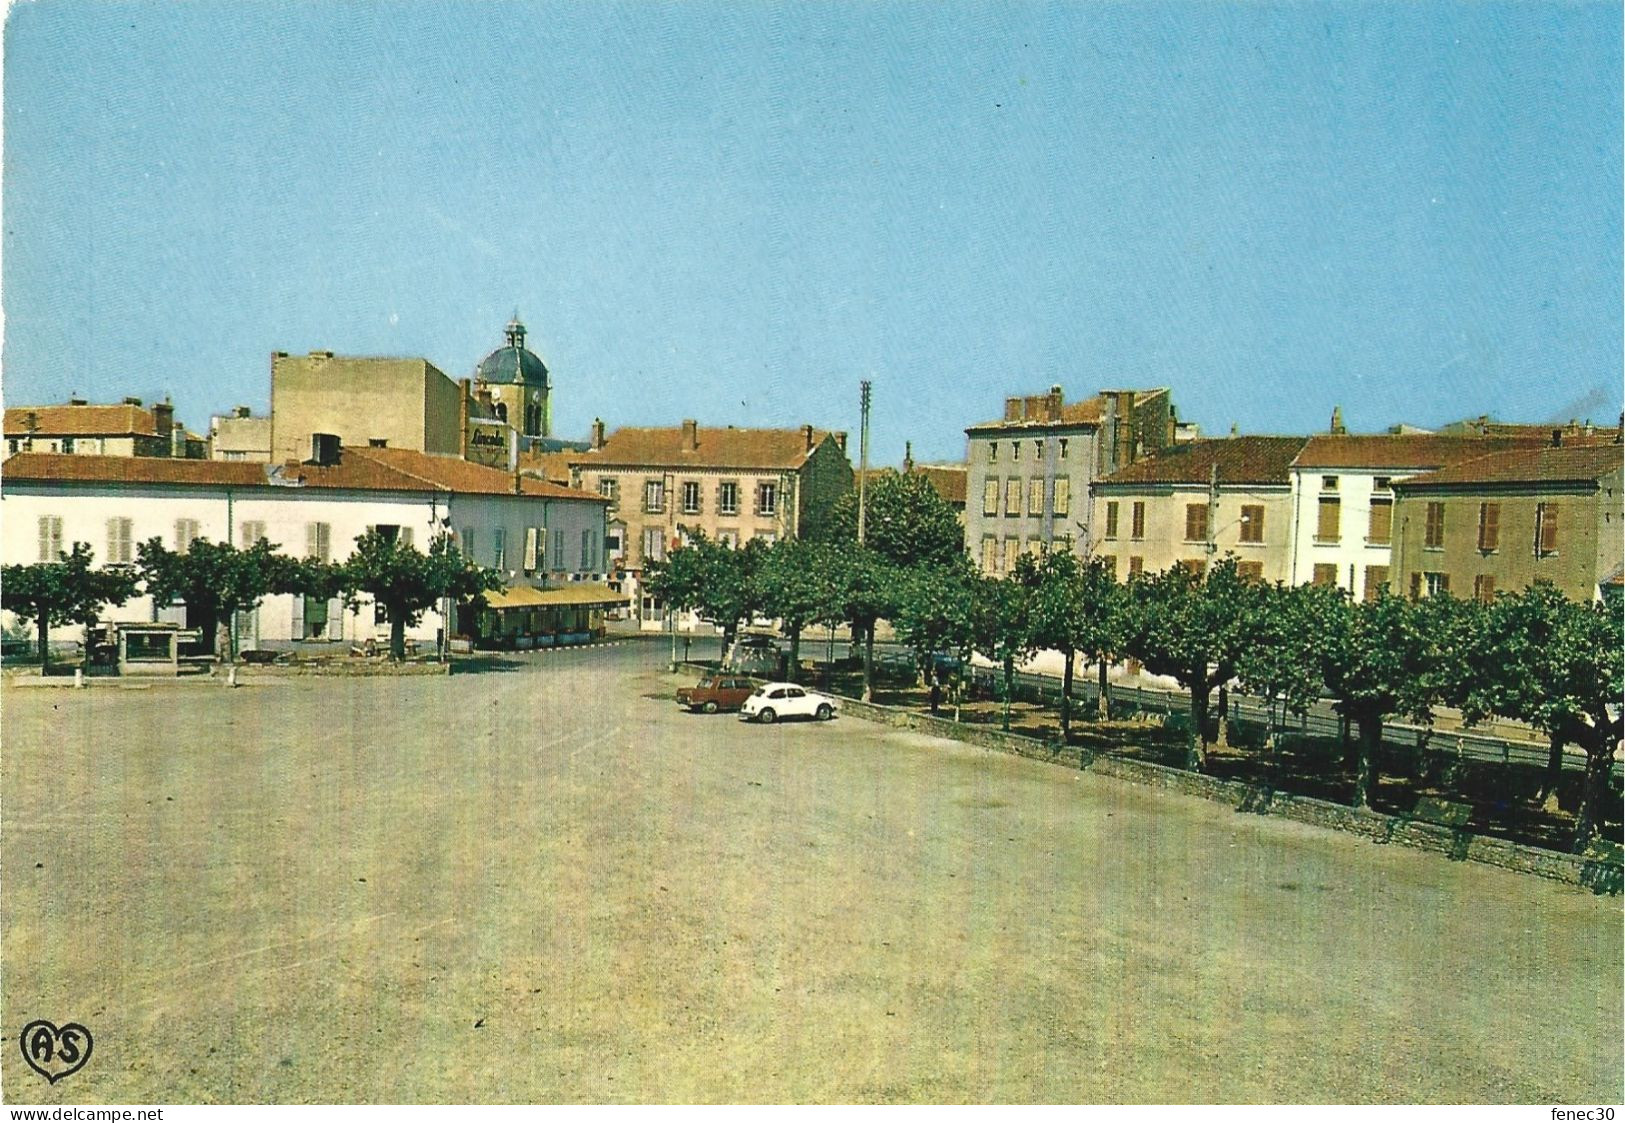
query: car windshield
696 677 717 688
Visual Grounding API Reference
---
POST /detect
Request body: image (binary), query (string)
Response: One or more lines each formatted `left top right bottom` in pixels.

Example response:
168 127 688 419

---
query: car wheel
703 700 719 714
815 703 833 721
758 707 777 725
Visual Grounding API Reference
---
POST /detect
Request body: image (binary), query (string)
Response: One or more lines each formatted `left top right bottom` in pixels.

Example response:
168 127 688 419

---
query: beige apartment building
1390 441 1624 603
563 420 853 575
1089 436 1309 582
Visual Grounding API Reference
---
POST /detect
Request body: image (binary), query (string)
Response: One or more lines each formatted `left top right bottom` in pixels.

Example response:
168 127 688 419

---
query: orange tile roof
913 463 968 506
1390 444 1624 489
2 447 606 503
4 404 161 437
567 425 840 470
1291 434 1546 471
518 449 579 486
968 388 1166 432
1094 436 1310 488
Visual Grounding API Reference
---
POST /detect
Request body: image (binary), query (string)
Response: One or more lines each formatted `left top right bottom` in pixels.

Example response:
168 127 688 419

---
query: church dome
475 315 550 387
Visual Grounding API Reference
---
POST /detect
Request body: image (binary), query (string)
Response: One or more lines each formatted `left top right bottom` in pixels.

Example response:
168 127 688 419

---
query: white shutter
291 594 306 638
399 527 413 549
306 523 320 560
328 597 344 640
524 528 539 571
537 528 548 569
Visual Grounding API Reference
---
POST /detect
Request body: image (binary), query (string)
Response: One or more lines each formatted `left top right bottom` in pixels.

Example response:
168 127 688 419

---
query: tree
972 574 1036 732
751 539 841 681
825 547 899 701
1123 558 1254 770
1311 589 1445 808
1013 549 1092 742
643 532 768 660
136 537 307 660
891 560 981 717
1235 582 1329 752
2 544 138 670
818 470 965 569
341 530 502 660
1076 557 1131 722
1457 583 1623 849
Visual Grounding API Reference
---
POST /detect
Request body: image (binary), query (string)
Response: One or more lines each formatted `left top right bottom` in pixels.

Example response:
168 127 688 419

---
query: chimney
68 397 87 407
1330 406 1347 435
234 405 251 419
903 440 914 473
1046 385 1063 421
802 423 815 451
681 419 698 452
310 433 341 467
591 418 606 450
1004 397 1023 423
123 396 143 407
153 399 174 439
834 431 848 453
1551 428 1563 448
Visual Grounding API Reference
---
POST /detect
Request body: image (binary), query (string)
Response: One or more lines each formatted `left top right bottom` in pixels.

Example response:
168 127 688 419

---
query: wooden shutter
1028 478 1044 516
1367 500 1392 545
1104 502 1119 539
1316 498 1340 542
1539 504 1559 554
1131 502 1146 539
1425 503 1444 548
1186 504 1208 542
1477 503 1500 551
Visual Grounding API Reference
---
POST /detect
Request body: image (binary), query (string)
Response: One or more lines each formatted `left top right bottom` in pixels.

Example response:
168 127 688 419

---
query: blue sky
4 1 1620 463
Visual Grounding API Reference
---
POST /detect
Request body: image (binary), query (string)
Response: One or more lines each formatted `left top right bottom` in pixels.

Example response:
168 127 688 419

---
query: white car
739 682 839 724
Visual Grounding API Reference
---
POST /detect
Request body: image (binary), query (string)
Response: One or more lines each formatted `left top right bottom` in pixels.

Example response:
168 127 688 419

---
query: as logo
19 1020 93 1083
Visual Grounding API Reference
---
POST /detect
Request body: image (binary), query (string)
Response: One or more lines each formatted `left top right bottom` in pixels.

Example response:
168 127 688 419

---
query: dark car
676 674 757 714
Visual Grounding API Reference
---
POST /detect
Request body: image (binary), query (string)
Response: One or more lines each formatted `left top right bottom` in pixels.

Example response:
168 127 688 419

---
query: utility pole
1205 461 1220 573
857 381 872 546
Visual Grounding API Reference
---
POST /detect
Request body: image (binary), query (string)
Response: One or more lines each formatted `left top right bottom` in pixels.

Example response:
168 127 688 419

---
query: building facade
1389 442 1624 603
1089 436 1308 582
5 399 204 459
964 386 1175 574
208 407 272 461
2 445 609 649
1286 434 1545 600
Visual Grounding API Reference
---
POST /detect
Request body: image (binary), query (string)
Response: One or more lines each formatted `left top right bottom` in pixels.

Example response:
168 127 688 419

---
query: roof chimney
1046 385 1063 421
310 433 341 467
681 419 698 452
1330 406 1347 435
153 399 174 439
234 405 252 419
591 418 606 450
1004 397 1023 423
903 440 914 473
834 431 848 453
1551 428 1563 448
802 423 815 451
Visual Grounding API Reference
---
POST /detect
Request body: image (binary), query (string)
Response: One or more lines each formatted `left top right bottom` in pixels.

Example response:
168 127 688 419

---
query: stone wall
837 697 1619 892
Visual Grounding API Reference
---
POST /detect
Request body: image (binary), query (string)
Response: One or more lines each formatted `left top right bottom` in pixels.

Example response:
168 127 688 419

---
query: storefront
468 584 629 650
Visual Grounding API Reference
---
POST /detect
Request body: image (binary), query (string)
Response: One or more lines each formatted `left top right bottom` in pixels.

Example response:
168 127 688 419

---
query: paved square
4 643 1619 1103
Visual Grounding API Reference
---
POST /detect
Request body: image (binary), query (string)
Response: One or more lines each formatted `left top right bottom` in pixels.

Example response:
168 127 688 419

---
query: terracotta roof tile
4 404 161 438
1094 436 1310 488
567 426 841 470
1291 434 1546 470
1390 444 1624 489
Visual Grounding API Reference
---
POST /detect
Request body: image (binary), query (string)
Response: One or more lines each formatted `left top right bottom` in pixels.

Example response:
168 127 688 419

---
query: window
598 478 618 502
1311 563 1338 588
1104 502 1120 540
461 527 476 558
1053 477 1070 517
1473 574 1496 604
1025 536 1042 556
1185 503 1209 543
1367 498 1393 545
61 438 74 454
1028 478 1045 516
1363 566 1389 602
718 482 740 516
1013 442 1021 461
1003 537 1020 572
1315 497 1341 543
1055 534 1073 553
1131 502 1146 540
1179 559 1205 577
1424 502 1445 548
553 526 565 568
988 442 998 462
1239 505 1264 544
756 482 777 516
581 529 592 571
1058 439 1068 460
1100 555 1118 578
240 521 267 548
37 516 62 562
1004 479 1020 516
1537 503 1560 555
1033 440 1043 459
642 528 666 563
524 527 542 571
681 481 702 514
492 528 506 570
644 479 665 514
1424 571 1451 597
1477 503 1500 552
754 532 776 546
983 479 1000 516
1321 476 1339 490
304 522 330 563
174 519 201 553
1128 556 1144 578
1236 561 1264 582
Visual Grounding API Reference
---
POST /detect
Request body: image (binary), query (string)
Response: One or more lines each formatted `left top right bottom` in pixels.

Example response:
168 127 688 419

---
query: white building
2 444 610 649
1286 434 1544 599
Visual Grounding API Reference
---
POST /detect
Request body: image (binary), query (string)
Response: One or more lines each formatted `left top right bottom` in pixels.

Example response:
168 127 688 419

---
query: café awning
482 583 629 610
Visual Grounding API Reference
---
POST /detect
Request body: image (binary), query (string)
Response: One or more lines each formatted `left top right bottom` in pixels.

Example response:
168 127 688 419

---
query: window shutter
537 528 548 568
524 528 539 571
1054 477 1070 516
1539 504 1559 553
399 527 413 549
328 597 345 639
38 518 50 562
307 523 320 560
291 594 306 638
1478 503 1500 551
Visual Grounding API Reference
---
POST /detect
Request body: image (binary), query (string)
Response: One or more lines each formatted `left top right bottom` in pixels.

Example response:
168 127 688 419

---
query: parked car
725 634 784 676
676 674 757 714
739 682 839 724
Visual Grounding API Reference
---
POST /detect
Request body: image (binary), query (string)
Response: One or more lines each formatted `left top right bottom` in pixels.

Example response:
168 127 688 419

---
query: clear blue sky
4 1 1620 463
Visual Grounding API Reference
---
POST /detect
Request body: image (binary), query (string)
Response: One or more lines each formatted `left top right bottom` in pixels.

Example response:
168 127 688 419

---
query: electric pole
857 381 872 546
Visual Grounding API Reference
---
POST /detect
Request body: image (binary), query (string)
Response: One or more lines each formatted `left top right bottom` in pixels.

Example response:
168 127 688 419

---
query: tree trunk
861 622 875 702
1215 683 1231 749
1572 735 1614 854
390 615 407 662
720 622 734 663
1001 655 1015 731
1059 646 1075 744
1097 659 1110 721
1353 714 1382 808
1537 730 1565 811
1186 684 1209 771
787 625 802 684
36 613 50 671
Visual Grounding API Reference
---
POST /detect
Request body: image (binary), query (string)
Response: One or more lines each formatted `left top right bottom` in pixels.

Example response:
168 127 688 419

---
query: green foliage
1235 581 1330 729
819 471 964 569
750 539 839 635
2 543 138 667
342 530 503 659
643 531 769 645
137 536 308 658
891 559 980 670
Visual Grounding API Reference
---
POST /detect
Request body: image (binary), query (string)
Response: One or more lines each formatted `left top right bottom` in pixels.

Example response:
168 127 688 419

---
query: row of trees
645 472 1622 853
2 530 501 664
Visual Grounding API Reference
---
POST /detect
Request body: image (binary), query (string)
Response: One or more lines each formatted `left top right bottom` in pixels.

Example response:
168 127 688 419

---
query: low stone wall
837 697 1619 893
241 661 451 678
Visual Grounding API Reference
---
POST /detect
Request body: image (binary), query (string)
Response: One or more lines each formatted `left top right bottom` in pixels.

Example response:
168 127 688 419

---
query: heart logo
19 1020 93 1084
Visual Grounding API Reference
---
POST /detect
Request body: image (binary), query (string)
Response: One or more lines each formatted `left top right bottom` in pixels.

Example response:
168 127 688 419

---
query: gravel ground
3 649 1620 1104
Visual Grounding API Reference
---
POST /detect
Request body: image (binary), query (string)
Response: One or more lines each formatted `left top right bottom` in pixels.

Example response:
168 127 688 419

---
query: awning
482 583 630 610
